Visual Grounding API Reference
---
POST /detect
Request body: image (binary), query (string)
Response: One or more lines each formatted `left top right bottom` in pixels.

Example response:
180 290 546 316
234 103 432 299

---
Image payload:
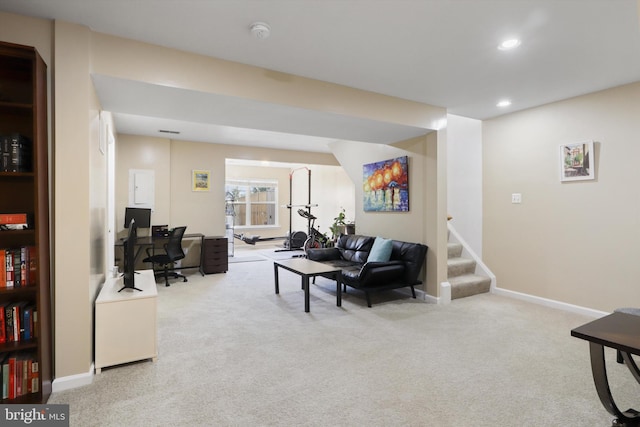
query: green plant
329 208 346 239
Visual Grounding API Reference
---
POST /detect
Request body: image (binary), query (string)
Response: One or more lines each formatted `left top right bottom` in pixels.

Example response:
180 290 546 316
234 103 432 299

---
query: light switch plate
511 193 522 204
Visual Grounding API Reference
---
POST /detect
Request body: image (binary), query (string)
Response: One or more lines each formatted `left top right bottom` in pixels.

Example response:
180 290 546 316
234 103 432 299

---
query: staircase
447 241 491 299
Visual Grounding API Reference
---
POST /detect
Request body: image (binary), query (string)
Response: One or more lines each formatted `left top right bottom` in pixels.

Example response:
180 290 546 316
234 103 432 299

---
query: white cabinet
95 269 158 373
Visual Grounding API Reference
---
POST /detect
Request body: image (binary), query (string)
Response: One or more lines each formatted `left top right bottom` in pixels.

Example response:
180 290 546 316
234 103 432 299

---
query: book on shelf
0 353 38 399
0 213 27 224
32 308 38 338
21 305 33 341
0 305 5 344
5 303 15 342
0 223 28 231
0 212 30 231
5 251 14 288
0 134 32 173
0 135 9 172
12 250 20 288
28 246 36 285
0 246 36 288
1 301 35 343
0 249 5 288
1 355 7 400
8 356 15 399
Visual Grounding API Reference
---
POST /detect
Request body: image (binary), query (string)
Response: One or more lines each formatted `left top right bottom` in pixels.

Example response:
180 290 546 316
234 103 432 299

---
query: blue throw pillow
368 237 393 262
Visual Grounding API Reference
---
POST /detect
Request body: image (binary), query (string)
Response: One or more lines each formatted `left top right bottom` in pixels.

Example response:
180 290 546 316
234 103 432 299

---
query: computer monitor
124 207 151 228
120 218 142 292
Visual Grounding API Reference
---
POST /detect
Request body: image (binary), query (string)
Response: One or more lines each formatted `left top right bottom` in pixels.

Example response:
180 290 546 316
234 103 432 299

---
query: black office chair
143 226 188 286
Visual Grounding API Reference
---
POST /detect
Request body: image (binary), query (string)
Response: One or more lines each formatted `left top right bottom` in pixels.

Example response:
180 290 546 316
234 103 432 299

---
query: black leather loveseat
306 234 428 307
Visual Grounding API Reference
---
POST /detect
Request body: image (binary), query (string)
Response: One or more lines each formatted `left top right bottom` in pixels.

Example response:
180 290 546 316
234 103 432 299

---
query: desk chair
143 226 188 286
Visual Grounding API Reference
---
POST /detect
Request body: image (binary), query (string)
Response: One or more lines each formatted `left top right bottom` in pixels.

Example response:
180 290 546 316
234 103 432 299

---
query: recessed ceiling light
498 38 521 51
497 100 511 108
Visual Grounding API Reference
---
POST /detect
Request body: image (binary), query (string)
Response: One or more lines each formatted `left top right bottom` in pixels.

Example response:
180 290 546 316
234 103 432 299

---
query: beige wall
329 133 448 296
0 12 52 65
116 137 353 247
115 135 172 239
53 21 97 378
483 81 640 312
90 33 443 130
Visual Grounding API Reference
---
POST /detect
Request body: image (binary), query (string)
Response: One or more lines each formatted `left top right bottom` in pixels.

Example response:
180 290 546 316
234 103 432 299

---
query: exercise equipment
276 167 318 252
234 231 306 247
297 209 329 252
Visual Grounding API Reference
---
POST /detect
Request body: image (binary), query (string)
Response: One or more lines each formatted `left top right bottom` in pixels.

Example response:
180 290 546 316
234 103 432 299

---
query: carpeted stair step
449 274 492 299
447 257 476 277
448 242 463 258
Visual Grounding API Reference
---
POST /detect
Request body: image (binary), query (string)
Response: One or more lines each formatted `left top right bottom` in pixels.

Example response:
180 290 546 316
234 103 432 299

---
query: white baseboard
493 287 608 318
52 364 94 393
390 281 607 317
395 286 439 304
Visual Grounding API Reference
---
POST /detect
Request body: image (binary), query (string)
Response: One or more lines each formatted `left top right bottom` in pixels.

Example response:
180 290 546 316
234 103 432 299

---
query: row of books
0 246 36 288
0 134 32 173
0 213 29 231
0 302 38 344
0 353 39 400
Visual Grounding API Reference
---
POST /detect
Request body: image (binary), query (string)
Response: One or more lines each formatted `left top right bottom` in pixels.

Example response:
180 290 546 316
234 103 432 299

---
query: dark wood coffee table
571 312 640 426
273 258 342 313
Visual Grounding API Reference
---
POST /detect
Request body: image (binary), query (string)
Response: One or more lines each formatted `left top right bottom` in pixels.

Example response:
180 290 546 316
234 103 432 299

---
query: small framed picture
192 170 210 191
560 141 594 182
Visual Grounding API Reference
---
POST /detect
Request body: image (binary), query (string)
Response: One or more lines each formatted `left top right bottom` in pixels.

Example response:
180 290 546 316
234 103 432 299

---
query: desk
571 312 640 426
115 233 205 276
273 258 342 313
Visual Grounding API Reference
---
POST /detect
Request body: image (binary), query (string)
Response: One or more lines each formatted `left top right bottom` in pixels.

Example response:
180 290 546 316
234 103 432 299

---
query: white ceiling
2 0 640 153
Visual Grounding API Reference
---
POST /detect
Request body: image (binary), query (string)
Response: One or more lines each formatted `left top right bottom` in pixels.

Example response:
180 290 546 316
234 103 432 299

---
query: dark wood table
273 258 342 313
571 312 640 426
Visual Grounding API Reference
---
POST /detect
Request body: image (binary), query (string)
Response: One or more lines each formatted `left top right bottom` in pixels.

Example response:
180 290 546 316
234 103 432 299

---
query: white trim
395 287 438 304
493 287 608 319
439 281 451 304
52 364 94 392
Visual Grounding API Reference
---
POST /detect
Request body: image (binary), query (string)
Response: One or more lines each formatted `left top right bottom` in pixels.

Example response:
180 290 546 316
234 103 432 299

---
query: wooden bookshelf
0 41 52 403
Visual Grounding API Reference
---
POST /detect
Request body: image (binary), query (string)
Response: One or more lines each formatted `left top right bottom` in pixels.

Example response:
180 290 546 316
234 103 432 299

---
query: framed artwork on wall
192 169 210 191
560 141 594 182
363 156 409 212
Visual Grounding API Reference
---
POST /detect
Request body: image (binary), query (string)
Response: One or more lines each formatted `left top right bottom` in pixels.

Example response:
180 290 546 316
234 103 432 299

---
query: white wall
290 165 356 237
447 114 483 256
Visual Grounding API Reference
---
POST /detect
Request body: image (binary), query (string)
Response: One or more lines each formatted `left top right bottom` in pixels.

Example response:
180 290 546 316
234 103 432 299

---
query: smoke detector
250 22 271 40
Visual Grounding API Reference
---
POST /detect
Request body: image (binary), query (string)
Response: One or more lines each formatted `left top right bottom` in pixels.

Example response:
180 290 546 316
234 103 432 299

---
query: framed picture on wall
560 141 595 182
363 156 409 211
192 169 210 191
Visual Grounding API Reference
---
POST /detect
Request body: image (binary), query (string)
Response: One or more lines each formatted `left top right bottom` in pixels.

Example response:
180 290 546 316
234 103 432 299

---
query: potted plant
329 208 346 240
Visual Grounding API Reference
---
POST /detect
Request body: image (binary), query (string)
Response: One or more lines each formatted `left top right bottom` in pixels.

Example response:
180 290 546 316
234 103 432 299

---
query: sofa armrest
351 260 405 287
306 247 342 262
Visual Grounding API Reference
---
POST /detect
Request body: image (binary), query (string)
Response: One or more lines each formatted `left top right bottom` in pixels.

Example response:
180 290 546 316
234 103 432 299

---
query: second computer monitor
124 207 151 228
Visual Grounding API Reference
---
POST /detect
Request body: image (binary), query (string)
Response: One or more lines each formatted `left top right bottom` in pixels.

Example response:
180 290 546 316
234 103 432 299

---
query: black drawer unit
203 236 228 274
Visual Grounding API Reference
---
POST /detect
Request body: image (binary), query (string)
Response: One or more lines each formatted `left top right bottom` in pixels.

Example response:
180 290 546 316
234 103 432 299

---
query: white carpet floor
49 256 639 426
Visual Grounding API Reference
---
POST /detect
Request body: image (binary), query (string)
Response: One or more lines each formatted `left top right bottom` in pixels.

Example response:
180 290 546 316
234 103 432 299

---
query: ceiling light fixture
498 38 521 51
250 22 271 40
496 100 512 108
